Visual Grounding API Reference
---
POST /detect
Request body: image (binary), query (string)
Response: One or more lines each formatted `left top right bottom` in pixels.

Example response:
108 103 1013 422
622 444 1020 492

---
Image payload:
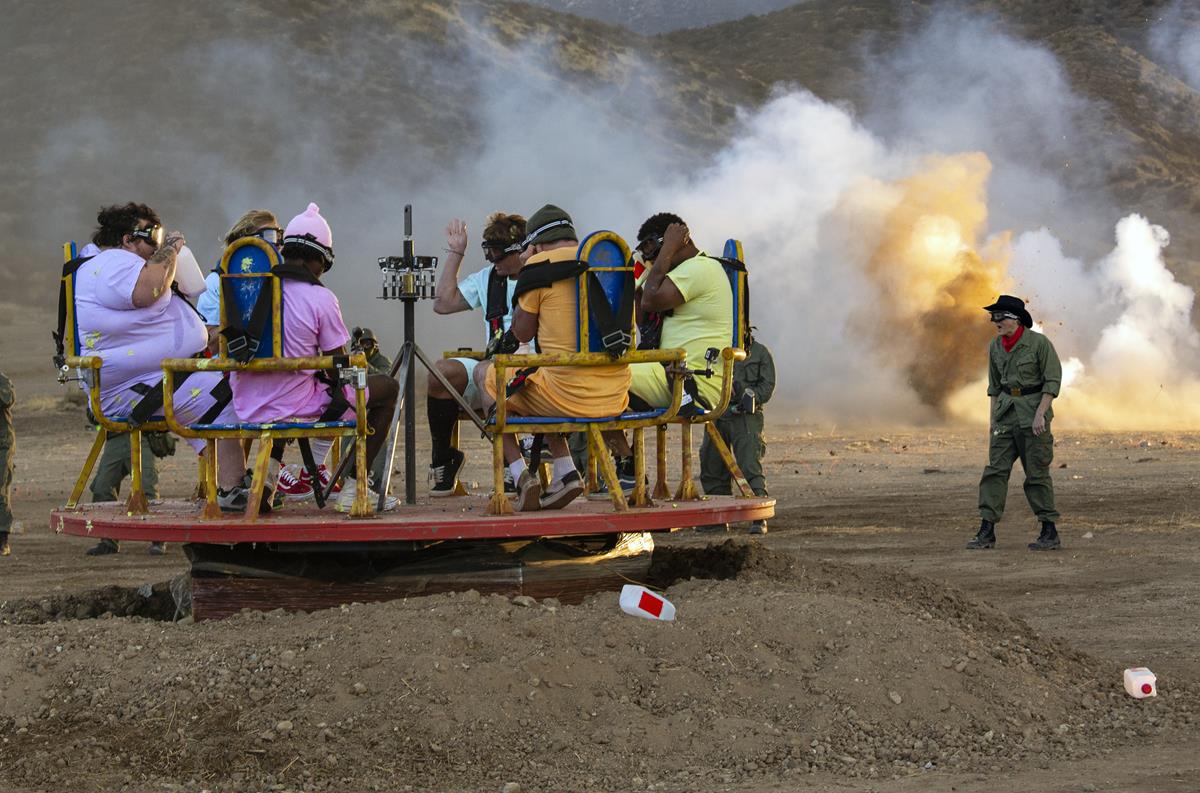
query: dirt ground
3 301 1200 791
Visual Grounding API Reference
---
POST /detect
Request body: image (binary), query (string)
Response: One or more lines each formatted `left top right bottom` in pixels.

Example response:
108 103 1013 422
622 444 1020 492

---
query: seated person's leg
427 358 472 493
169 371 245 491
364 374 399 470
629 362 672 409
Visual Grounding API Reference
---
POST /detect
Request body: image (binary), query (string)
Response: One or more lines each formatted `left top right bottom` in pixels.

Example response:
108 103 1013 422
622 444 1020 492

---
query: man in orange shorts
476 204 631 512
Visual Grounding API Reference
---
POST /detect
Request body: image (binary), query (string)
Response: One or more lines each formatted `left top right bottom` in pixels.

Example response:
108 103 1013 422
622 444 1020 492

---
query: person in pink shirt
230 203 399 511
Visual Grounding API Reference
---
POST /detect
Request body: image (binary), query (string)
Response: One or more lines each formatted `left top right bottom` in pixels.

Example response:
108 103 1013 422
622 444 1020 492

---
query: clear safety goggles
255 227 285 245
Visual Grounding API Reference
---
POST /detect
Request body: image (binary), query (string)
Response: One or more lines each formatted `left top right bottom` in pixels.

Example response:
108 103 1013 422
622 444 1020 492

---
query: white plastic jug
1123 667 1157 698
619 584 675 621
173 245 207 299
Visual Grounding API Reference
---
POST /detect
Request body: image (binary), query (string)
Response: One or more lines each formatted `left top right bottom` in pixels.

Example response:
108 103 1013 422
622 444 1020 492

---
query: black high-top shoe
1028 521 1061 551
965 519 996 549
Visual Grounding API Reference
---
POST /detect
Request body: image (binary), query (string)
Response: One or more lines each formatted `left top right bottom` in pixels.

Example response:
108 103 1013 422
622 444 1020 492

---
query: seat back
721 238 749 351
60 241 82 356
575 231 635 355
218 237 284 359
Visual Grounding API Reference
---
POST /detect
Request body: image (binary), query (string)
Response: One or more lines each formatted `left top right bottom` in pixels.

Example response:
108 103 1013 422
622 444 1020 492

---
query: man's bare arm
640 223 689 313
132 233 183 307
433 219 473 315
512 306 538 343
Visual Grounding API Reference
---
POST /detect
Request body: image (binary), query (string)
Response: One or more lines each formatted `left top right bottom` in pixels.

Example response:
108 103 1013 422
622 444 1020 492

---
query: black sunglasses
130 225 165 247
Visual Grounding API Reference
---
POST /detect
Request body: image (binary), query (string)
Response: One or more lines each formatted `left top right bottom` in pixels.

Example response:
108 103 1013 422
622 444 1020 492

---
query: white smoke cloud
1149 0 1200 91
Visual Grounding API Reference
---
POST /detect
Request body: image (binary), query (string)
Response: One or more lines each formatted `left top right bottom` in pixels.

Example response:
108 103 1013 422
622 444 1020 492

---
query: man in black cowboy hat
968 295 1063 551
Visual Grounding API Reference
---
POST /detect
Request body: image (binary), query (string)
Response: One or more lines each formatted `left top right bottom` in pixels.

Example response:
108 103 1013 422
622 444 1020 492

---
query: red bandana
1001 324 1025 353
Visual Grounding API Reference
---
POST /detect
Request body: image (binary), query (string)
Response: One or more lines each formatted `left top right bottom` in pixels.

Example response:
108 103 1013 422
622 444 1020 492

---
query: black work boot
965 519 996 550
1028 521 1061 551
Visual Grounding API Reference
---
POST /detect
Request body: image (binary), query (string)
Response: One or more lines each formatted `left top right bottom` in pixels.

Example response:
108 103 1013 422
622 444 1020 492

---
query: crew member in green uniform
968 295 1062 551
349 327 393 488
700 327 775 534
0 370 14 557
85 428 170 556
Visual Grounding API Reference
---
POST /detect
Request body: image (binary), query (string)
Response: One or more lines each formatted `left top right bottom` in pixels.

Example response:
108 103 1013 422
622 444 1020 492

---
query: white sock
509 459 528 481
310 439 334 466
552 456 576 480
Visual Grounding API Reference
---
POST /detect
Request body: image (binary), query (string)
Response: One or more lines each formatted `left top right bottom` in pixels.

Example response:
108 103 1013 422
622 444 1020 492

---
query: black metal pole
403 296 417 504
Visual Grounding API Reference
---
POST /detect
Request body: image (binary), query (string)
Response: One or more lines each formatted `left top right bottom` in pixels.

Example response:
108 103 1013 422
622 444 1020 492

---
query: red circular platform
51 495 775 544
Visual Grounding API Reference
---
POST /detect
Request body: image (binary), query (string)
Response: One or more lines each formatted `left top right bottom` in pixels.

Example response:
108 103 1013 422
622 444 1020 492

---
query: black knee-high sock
427 395 459 466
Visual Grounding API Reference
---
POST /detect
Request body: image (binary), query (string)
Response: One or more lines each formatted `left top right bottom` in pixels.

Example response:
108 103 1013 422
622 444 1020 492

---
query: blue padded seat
190 420 357 432
490 408 667 426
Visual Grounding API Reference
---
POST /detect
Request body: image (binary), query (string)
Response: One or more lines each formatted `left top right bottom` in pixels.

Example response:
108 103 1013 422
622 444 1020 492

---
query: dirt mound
0 542 1195 792
0 579 183 625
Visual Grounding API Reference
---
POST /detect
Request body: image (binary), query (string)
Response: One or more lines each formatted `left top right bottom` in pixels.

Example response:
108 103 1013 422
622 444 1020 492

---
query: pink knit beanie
283 202 334 263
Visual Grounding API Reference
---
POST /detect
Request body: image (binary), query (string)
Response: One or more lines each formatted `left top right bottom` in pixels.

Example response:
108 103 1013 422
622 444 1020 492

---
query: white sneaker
335 478 398 513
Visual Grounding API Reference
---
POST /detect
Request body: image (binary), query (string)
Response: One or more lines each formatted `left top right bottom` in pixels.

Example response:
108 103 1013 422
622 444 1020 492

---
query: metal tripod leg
376 343 412 512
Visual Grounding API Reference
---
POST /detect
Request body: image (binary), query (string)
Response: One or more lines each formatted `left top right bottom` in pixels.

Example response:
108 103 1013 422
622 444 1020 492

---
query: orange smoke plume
859 153 1008 414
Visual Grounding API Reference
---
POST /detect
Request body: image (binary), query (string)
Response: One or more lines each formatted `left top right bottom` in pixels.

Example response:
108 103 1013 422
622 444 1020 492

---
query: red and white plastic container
619 585 676 621
1123 667 1157 699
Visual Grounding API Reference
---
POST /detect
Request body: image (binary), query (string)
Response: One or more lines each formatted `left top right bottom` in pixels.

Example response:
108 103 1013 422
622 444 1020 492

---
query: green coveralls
0 371 14 544
701 339 775 497
342 348 392 486
89 430 160 502
978 329 1062 523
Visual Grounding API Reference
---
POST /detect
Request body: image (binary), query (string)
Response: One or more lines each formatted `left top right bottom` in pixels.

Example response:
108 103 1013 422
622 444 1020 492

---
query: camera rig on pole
322 205 491 510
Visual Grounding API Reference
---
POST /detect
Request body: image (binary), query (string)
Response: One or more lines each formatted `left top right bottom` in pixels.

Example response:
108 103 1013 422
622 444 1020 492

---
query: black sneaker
1028 521 1061 551
587 458 637 500
0 535 10 557
966 519 996 550
429 449 466 497
148 542 166 556
86 538 120 556
541 470 584 510
217 486 249 513
748 519 768 535
504 468 518 494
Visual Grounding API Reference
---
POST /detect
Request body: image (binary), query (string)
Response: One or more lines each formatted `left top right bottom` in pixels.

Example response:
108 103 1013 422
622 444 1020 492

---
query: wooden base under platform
51 495 774 620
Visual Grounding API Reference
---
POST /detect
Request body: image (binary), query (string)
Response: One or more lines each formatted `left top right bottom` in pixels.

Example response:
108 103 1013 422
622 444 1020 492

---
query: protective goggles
481 239 522 262
130 225 165 248
989 311 1019 323
636 235 664 259
255 227 285 245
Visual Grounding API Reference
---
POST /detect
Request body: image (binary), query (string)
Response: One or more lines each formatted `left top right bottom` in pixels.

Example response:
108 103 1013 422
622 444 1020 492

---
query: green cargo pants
978 421 1058 523
700 412 767 497
90 431 160 502
0 402 13 535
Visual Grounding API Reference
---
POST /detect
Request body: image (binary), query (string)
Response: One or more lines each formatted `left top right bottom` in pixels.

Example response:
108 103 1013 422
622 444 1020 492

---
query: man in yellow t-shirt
630 213 733 413
477 204 631 512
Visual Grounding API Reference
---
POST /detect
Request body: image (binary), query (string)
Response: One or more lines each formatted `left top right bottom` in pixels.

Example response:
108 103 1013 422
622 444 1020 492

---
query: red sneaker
276 463 314 501
298 464 341 496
